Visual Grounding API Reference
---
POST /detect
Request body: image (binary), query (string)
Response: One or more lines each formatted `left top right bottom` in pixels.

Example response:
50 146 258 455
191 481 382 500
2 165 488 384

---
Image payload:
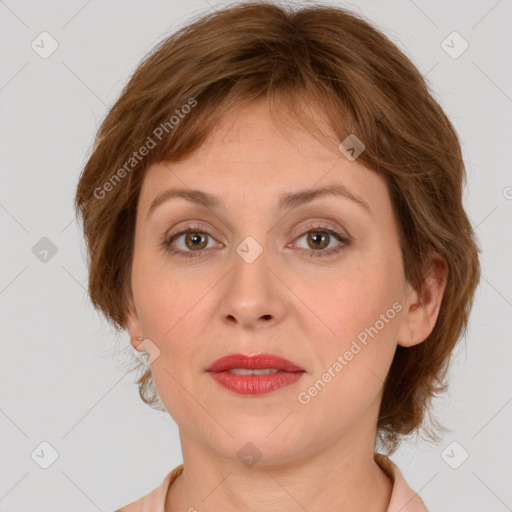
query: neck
165 425 392 512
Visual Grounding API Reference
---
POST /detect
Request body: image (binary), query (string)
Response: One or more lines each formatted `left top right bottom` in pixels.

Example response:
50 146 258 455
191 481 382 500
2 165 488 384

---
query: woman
74 2 481 511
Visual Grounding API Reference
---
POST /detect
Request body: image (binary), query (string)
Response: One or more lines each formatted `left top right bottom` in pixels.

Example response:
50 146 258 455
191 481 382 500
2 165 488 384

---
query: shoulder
374 453 429 512
115 464 184 512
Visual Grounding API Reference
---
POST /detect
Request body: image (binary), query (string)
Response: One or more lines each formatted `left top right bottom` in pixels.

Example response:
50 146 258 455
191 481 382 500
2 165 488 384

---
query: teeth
228 368 281 375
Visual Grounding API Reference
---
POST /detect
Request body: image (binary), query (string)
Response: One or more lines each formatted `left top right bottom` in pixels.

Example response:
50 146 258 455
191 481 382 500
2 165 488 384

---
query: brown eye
293 225 351 258
162 223 350 259
162 225 222 258
183 232 208 250
306 231 330 250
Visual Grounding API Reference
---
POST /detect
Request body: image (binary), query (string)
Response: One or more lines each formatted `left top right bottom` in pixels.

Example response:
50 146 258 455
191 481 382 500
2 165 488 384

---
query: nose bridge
218 234 284 328
231 234 271 301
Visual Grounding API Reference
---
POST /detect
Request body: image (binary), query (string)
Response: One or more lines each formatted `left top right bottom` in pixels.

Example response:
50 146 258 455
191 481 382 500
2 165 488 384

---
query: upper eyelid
167 222 349 245
167 220 345 236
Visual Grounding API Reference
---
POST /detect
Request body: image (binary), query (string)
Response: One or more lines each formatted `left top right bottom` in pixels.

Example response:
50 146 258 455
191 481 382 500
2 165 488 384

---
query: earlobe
125 300 143 350
397 253 448 348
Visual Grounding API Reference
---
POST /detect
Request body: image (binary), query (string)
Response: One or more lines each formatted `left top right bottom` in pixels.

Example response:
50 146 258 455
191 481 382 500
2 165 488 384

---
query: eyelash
161 223 351 259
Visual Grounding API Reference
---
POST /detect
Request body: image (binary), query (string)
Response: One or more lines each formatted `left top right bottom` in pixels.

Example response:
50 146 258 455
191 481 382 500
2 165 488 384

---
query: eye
162 224 221 258
161 222 351 259
291 223 351 258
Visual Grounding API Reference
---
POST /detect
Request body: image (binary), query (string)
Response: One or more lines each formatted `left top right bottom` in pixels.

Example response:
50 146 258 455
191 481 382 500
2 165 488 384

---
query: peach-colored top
115 453 428 511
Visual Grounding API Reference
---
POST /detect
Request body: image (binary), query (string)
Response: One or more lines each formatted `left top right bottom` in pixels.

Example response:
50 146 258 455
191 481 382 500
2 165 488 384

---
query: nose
218 247 286 330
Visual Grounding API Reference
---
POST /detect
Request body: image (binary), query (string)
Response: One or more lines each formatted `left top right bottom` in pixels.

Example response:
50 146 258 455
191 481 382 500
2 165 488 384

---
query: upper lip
206 353 305 372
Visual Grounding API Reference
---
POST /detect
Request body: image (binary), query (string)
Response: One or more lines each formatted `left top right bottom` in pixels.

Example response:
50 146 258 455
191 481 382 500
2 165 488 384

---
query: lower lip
208 370 305 395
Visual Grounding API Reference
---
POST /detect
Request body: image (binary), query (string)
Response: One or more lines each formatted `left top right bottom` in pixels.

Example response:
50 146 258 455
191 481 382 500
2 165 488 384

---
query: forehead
139 98 388 214
179 97 342 166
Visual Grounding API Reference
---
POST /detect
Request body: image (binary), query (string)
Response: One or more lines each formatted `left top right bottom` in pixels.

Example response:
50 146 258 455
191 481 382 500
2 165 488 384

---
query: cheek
131 247 207 335
298 252 404 386
131 253 222 384
308 261 402 339
294 267 402 434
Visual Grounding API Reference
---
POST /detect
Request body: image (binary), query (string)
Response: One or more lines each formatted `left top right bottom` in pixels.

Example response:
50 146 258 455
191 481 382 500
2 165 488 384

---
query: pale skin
126 96 447 512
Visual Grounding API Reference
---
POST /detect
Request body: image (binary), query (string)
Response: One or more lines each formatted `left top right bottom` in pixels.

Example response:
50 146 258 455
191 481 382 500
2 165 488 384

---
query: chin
205 422 310 467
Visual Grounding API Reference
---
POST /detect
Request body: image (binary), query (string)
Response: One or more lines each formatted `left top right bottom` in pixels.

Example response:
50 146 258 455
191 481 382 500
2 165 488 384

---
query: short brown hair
74 1 481 454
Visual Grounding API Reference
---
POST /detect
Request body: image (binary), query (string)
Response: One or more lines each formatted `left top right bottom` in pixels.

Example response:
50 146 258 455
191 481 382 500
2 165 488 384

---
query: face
126 97 419 464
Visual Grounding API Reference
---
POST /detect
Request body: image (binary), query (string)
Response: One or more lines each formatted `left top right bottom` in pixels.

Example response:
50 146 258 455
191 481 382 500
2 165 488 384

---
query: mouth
206 353 305 373
206 353 305 395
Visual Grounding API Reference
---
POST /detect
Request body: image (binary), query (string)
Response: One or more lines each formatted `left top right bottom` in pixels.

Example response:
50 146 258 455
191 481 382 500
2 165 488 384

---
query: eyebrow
146 183 372 219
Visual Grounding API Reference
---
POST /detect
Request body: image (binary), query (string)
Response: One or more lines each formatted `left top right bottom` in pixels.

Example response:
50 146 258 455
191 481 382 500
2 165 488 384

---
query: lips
206 353 305 373
206 353 305 395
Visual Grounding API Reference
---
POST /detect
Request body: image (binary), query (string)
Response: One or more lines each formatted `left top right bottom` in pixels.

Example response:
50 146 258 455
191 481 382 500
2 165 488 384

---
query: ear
125 297 145 352
397 252 448 348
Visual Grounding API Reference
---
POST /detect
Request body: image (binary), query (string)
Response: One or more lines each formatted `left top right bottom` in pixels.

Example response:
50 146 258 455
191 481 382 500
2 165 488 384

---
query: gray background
1 0 511 511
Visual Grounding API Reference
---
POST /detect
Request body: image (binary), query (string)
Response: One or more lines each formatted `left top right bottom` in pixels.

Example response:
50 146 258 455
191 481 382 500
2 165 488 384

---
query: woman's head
75 1 480 456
